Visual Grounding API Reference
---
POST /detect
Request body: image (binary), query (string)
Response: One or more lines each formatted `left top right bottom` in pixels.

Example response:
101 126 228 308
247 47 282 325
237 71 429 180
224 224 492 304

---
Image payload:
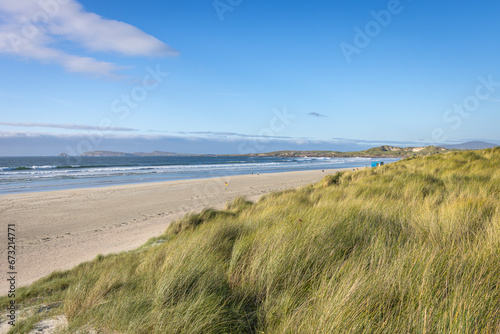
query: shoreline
1 168 347 292
0 161 381 196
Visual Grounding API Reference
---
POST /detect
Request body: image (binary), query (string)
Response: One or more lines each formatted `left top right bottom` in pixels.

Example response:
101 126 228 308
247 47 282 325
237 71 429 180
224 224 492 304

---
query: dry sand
0 169 343 293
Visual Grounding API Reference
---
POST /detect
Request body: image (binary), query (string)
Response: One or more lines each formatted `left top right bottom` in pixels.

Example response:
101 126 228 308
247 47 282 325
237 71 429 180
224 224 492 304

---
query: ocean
0 155 400 195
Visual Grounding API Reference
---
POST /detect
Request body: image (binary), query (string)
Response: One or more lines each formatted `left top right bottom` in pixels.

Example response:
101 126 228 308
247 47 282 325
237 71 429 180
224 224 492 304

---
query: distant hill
249 145 447 158
440 141 498 150
81 150 190 157
358 145 446 157
81 151 133 157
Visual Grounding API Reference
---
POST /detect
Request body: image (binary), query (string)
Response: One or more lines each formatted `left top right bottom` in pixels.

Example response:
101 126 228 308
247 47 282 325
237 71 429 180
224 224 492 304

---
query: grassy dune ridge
3 148 500 333
249 145 447 158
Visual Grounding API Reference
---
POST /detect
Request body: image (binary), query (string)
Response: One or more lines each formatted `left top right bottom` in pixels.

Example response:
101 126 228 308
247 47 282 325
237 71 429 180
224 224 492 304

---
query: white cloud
177 130 293 139
0 0 178 77
44 95 73 105
0 121 137 131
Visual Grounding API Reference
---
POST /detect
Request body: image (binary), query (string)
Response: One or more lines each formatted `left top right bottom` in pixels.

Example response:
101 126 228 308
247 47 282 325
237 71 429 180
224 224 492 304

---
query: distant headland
74 141 497 158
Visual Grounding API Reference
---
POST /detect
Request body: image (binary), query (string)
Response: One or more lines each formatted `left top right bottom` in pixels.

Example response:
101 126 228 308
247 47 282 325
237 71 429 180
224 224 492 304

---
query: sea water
0 155 399 194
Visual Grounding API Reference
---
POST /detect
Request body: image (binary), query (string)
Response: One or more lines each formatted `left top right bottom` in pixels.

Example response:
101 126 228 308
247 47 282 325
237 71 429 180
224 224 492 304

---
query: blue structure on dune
371 161 385 167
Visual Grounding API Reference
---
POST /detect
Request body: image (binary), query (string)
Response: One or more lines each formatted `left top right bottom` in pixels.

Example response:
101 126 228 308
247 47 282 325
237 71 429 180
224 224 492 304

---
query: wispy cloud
0 122 137 131
0 0 178 77
309 112 328 117
330 137 443 147
177 130 292 139
0 92 21 99
212 92 244 97
44 95 74 105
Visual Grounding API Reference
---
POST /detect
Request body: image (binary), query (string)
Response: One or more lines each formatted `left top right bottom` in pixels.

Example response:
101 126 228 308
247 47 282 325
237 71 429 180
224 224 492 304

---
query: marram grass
2 148 500 333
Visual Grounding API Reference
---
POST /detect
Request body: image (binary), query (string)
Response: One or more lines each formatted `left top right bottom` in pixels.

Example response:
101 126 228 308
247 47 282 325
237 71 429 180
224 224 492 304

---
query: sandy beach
0 169 344 292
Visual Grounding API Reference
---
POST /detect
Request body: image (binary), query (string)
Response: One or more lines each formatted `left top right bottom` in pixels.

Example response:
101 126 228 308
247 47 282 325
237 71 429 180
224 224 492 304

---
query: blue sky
0 0 499 155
